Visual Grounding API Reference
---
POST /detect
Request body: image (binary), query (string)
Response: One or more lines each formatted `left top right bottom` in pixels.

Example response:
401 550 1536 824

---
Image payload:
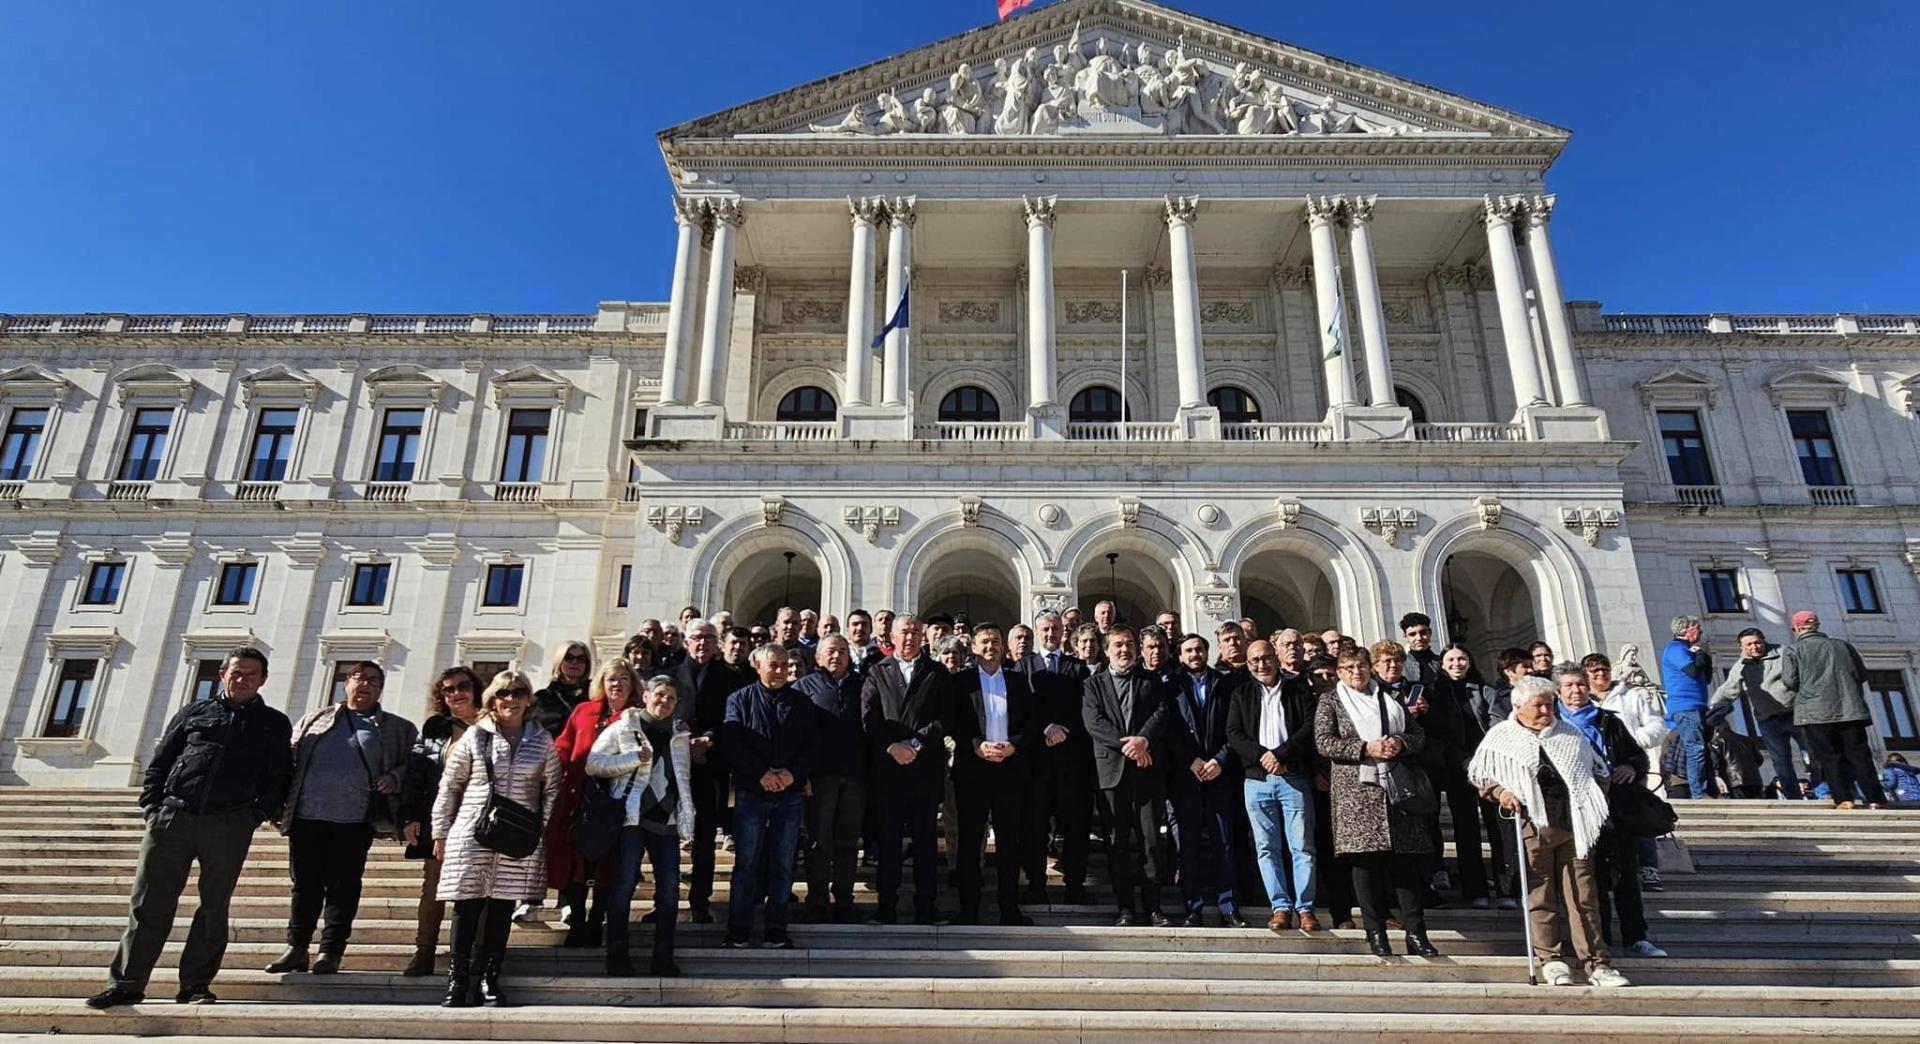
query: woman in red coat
548 659 640 946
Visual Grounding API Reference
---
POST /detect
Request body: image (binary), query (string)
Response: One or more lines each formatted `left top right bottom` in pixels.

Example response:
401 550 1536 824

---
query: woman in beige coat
431 671 560 1008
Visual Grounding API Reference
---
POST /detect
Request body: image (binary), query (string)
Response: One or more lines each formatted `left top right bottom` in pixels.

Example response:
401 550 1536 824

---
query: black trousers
804 773 867 910
449 897 514 964
876 791 942 915
687 762 730 913
1170 780 1240 914
1023 744 1093 893
1101 779 1166 914
956 767 1027 918
1310 787 1355 924
1422 765 1489 900
1593 828 1649 946
1350 851 1426 935
1804 722 1888 805
287 818 376 953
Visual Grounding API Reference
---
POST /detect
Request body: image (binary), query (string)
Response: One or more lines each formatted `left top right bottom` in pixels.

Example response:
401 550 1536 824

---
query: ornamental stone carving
1904 542 1920 581
1064 301 1121 324
1141 266 1172 289
708 198 746 230
733 266 766 293
1198 300 1254 325
760 496 786 528
958 495 982 528
1560 507 1620 547
1473 495 1504 530
1031 591 1069 612
1194 591 1233 616
1022 195 1058 229
1195 503 1222 527
1271 264 1313 289
647 505 705 544
1163 194 1199 227
1036 503 1064 527
843 505 899 544
938 301 1000 325
1274 499 1302 529
1117 497 1141 529
781 299 844 326
1359 507 1418 548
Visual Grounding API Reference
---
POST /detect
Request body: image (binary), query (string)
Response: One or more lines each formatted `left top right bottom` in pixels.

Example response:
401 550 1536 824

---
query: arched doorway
1237 547 1339 638
723 547 823 627
914 542 1021 629
1441 550 1543 679
1073 546 1177 630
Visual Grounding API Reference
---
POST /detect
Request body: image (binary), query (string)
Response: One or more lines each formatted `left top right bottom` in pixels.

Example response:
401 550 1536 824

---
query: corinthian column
844 197 885 408
1345 195 1395 408
1306 195 1356 409
1481 195 1549 410
658 197 706 406
1524 195 1587 406
1024 195 1058 408
1165 195 1206 409
694 198 744 407
881 196 915 408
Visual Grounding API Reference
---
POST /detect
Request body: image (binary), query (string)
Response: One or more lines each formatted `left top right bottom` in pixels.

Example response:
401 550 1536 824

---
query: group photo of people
85 600 1899 1010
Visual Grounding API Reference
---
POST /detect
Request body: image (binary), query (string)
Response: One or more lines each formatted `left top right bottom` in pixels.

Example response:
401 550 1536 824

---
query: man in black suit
1082 625 1173 925
860 615 951 925
1010 609 1093 904
1226 639 1324 933
949 623 1041 925
670 619 748 923
1167 633 1250 928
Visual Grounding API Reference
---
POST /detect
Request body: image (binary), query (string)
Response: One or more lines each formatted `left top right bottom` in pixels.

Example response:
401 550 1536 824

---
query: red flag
998 0 1033 20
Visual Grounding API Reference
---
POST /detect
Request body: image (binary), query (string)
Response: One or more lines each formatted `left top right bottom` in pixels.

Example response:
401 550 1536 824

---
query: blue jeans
1756 714 1810 799
1171 782 1239 916
728 789 804 940
1671 710 1717 797
605 825 680 955
1243 773 1316 912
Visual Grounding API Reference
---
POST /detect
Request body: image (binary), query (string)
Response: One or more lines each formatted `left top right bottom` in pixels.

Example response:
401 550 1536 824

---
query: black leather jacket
141 695 293 820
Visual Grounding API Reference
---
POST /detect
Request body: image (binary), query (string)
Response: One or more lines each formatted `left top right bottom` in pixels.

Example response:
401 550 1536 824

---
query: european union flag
872 284 909 349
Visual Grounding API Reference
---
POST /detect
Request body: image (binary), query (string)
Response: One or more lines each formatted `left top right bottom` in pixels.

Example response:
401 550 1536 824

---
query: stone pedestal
1521 404 1610 442
1176 404 1221 441
1329 404 1414 441
841 404 913 441
1030 403 1067 440
647 405 725 440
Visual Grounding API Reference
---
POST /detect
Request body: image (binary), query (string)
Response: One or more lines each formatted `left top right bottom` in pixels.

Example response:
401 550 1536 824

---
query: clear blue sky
2 1 1914 315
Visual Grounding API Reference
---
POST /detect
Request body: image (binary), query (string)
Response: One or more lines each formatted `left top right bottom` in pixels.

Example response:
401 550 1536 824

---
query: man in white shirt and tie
951 624 1040 925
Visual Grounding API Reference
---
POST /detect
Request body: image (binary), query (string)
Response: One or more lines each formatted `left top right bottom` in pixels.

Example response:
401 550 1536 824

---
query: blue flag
872 284 909 349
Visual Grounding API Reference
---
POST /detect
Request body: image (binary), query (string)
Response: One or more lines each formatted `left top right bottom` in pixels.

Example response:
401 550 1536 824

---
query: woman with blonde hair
397 666 482 977
548 659 641 947
431 671 561 1007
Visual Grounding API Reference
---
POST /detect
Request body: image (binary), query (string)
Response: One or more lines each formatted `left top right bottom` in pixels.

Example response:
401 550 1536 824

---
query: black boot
264 943 309 974
562 922 591 948
651 939 681 978
1405 930 1441 958
442 957 474 1008
605 942 637 977
1365 929 1393 957
478 955 512 1007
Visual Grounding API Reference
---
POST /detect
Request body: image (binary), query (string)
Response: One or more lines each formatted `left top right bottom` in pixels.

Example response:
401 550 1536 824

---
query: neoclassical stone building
2 0 1916 783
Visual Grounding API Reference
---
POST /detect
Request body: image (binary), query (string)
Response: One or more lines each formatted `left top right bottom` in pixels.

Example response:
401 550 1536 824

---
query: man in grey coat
1779 611 1887 807
1712 628 1810 799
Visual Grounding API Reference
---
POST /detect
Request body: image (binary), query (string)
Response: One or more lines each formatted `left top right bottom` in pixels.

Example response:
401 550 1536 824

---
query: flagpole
1119 268 1129 436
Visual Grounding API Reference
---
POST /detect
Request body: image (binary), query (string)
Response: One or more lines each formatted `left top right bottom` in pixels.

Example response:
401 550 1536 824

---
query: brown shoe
1266 910 1293 931
1297 912 1321 932
1334 920 1356 931
1836 801 1857 810
1385 917 1404 931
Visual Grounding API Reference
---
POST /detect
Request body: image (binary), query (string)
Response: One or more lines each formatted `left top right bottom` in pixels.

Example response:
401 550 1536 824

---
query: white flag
1323 294 1346 361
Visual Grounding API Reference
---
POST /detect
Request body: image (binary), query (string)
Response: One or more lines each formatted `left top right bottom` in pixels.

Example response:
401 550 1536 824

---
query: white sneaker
1628 939 1668 958
1541 960 1573 986
1589 965 1632 988
512 901 542 924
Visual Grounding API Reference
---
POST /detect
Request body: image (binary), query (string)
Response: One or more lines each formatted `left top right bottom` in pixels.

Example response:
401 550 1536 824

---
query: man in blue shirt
1659 614 1716 798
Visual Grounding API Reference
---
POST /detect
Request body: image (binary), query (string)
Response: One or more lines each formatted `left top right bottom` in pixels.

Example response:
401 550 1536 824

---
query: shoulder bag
571 727 642 861
1376 692 1438 816
472 733 543 859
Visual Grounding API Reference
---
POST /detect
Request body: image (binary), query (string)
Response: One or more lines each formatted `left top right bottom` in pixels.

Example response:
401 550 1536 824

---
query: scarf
1562 700 1606 757
1336 681 1403 786
1468 715 1612 858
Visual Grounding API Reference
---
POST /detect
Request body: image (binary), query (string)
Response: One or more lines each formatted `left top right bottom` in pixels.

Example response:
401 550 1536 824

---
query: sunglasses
564 652 589 663
497 688 532 699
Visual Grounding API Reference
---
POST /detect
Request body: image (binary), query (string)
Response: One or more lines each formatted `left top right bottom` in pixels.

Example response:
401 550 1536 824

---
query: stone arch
754 364 842 421
1415 511 1595 673
1392 369 1449 421
1218 510 1384 638
917 365 1021 426
890 508 1049 620
1203 365 1283 422
1059 370 1156 421
1057 509 1208 628
690 507 856 622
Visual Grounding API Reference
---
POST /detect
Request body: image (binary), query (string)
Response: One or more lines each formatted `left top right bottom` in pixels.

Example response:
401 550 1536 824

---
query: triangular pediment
1638 368 1720 408
660 0 1565 156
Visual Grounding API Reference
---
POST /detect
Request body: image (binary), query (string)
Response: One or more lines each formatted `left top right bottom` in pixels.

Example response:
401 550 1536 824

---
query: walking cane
1502 806 1539 986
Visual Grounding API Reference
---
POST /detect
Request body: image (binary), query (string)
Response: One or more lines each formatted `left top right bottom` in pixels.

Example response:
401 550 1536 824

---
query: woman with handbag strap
588 674 696 976
551 660 641 949
431 670 561 1008
1313 643 1439 959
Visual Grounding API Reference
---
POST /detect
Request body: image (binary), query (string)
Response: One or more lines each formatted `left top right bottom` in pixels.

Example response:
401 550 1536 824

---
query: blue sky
2 1 1914 315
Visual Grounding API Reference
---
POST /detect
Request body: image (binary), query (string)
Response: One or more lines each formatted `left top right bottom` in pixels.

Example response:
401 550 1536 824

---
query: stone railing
1674 485 1724 508
915 421 1031 442
1222 422 1335 443
1066 421 1180 442
0 482 21 501
1808 485 1858 507
105 481 152 502
724 421 839 442
1413 422 1526 443
363 482 413 503
233 481 281 503
1601 313 1919 336
0 313 636 336
491 482 543 504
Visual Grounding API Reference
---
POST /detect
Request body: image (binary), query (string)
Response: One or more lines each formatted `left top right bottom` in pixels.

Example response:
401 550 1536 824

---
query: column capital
1022 195 1058 229
1163 194 1200 227
1142 265 1172 289
888 195 918 228
1346 194 1378 225
1271 263 1313 289
734 265 766 293
709 197 746 229
1480 194 1525 228
1305 194 1346 229
1525 193 1557 229
672 196 707 228
848 196 886 227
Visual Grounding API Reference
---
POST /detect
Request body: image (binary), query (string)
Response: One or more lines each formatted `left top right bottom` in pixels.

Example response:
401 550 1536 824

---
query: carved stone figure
1159 40 1226 135
1029 65 1078 135
912 88 939 134
991 48 1044 135
1131 43 1168 116
940 63 986 134
809 103 870 135
1077 37 1133 110
875 90 913 135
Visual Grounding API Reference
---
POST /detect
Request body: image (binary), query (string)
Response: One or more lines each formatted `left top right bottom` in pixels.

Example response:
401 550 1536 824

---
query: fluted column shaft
1482 195 1550 410
1165 195 1206 409
1345 196 1395 408
694 199 744 407
1524 195 1586 406
1024 196 1058 408
844 198 885 408
1306 196 1356 409
658 198 706 406
881 197 915 408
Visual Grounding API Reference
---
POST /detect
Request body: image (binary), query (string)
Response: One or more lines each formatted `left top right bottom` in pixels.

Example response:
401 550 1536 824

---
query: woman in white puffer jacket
588 674 696 977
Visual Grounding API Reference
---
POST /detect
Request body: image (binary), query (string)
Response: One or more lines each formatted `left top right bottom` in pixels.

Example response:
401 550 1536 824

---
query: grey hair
817 634 851 652
684 619 718 639
1551 661 1586 686
1033 609 1063 627
1510 675 1557 710
644 674 679 696
936 635 970 657
1669 614 1700 637
748 643 790 668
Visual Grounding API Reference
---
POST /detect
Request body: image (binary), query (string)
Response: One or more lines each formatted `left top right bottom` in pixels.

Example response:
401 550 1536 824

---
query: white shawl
1337 681 1403 785
1469 715 1612 858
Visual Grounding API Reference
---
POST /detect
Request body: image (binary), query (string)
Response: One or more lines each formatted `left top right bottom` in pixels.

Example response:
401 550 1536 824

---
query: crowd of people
83 602 1899 1010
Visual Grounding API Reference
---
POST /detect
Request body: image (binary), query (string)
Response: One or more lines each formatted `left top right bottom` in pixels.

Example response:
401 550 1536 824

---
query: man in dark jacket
671 620 749 922
721 644 819 948
89 647 293 1009
1226 639 1321 931
796 635 865 922
1010 609 1094 904
1083 626 1173 925
949 623 1042 925
860 615 952 924
1780 610 1888 807
1167 634 1249 928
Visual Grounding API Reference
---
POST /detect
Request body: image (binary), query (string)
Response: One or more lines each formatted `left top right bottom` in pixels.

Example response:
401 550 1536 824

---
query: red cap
1790 610 1818 630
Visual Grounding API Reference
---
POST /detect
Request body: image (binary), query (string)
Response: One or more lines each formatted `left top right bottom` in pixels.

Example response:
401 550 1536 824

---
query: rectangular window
627 408 648 482
82 561 126 606
348 562 391 607
471 660 509 685
483 563 524 607
617 564 632 608
327 662 356 703
45 659 98 737
374 408 424 482
1866 670 1916 746
189 658 224 703
1787 409 1847 487
1698 568 1742 614
1838 569 1883 614
245 407 300 482
214 562 258 606
0 407 48 481
1656 409 1714 486
118 407 174 481
499 409 549 483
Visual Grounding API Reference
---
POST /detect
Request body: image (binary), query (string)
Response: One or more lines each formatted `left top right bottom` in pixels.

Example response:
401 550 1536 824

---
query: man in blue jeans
721 644 819 948
1226 640 1322 932
1659 615 1716 798
1711 627 1808 798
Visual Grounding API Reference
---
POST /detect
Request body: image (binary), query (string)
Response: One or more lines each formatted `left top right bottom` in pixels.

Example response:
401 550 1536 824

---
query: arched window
776 386 837 422
1068 385 1127 423
938 386 1001 423
1395 387 1428 425
1207 386 1261 424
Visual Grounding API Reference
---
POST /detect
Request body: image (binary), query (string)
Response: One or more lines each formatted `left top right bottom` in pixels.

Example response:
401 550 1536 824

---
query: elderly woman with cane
1469 676 1632 988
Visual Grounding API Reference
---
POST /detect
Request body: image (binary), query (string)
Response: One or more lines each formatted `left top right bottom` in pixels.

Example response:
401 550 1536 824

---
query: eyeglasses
563 652 589 663
497 688 531 700
349 675 384 687
439 683 474 695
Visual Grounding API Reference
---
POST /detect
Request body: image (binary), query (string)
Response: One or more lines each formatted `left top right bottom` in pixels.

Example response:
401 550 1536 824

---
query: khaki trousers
414 855 445 951
1521 821 1609 972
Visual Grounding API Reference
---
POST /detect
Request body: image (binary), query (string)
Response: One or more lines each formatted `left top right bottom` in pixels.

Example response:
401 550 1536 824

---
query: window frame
116 406 177 482
207 557 263 612
616 563 632 610
479 560 528 614
1696 566 1746 616
937 386 1002 424
775 386 838 423
77 557 130 611
360 367 445 487
1207 386 1261 425
1835 568 1884 615
371 406 427 483
0 405 51 482
498 407 552 484
186 657 226 705
1785 408 1849 488
43 658 100 739
24 629 121 749
1865 669 1917 751
1656 408 1717 487
242 405 303 483
343 559 395 612
1068 385 1129 424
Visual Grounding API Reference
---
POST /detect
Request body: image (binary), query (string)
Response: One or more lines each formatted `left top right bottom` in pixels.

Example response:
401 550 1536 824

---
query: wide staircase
0 789 1915 1041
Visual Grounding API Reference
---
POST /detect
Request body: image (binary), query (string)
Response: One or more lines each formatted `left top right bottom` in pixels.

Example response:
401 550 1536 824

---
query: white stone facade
1 0 1915 782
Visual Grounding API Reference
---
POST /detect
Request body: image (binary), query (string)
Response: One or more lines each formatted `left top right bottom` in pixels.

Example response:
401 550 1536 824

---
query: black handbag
571 759 640 862
1610 779 1679 837
472 735 543 859
1376 692 1439 816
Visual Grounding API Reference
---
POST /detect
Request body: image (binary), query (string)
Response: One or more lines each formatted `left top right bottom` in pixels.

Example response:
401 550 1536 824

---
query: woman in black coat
397 666 483 977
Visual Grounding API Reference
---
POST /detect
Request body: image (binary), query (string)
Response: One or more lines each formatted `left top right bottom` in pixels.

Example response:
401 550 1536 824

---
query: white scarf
1336 681 1403 786
1468 715 1612 858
